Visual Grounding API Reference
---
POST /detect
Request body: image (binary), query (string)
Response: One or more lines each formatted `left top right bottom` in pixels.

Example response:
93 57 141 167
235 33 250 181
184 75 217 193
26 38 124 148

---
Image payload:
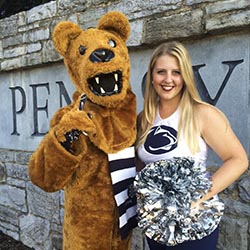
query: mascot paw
55 108 96 146
60 129 82 151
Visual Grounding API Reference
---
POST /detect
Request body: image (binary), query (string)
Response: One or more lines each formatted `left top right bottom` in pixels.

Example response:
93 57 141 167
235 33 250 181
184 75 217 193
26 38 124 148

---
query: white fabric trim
108 146 135 161
119 205 137 228
110 167 136 185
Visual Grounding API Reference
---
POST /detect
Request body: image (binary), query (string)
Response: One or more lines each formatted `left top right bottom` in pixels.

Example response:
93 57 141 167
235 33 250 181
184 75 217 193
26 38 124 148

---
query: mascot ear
97 11 130 42
53 21 82 56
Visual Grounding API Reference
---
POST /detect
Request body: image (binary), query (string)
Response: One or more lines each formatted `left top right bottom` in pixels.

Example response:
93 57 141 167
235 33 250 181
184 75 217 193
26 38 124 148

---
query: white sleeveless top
137 108 208 165
136 108 224 244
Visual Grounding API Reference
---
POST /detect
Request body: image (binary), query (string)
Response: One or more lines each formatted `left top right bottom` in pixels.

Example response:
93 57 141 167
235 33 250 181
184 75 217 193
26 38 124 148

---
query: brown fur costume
29 11 136 250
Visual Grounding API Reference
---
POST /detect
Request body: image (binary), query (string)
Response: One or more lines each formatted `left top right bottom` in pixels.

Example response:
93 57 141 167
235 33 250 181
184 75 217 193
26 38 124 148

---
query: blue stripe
112 177 135 194
109 157 135 172
108 147 137 239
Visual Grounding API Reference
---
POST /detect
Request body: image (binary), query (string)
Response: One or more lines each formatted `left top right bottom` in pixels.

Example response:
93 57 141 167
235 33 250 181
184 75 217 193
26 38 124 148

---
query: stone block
27 1 57 24
42 40 61 63
0 184 27 212
65 14 79 24
0 16 18 38
4 46 27 59
59 190 64 207
51 233 63 250
1 57 24 71
186 0 217 4
6 163 29 181
25 51 43 66
17 11 26 27
27 43 42 53
0 162 6 183
0 220 18 233
0 150 15 163
223 197 250 217
4 227 19 241
78 8 106 29
91 0 109 4
6 177 26 188
107 0 181 20
15 151 33 165
217 217 248 250
27 182 61 222
59 208 64 228
143 9 203 45
18 22 41 33
20 214 51 250
23 28 50 43
206 10 250 32
58 0 88 15
0 205 20 226
127 20 144 47
51 222 63 234
0 40 3 60
205 0 250 15
238 175 250 202
2 34 23 49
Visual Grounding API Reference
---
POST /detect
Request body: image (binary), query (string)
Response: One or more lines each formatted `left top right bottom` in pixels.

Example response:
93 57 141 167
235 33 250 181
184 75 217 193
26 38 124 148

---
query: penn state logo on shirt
144 125 177 154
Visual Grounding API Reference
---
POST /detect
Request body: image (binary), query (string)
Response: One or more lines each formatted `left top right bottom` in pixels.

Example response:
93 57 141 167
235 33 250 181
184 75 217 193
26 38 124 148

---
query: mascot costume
29 11 137 250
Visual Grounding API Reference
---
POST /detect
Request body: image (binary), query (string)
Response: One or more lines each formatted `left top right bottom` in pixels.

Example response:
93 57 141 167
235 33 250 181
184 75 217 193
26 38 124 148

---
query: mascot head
52 11 131 108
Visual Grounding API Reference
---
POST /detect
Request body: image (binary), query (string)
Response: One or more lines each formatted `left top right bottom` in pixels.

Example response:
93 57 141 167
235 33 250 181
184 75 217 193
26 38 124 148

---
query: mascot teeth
88 71 122 96
95 77 100 84
100 87 105 94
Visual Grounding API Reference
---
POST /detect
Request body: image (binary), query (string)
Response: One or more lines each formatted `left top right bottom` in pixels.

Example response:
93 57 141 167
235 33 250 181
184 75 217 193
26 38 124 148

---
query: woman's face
152 54 184 105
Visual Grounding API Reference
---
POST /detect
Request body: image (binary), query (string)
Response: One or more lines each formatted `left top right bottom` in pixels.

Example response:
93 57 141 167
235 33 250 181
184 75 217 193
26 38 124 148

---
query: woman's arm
195 104 248 205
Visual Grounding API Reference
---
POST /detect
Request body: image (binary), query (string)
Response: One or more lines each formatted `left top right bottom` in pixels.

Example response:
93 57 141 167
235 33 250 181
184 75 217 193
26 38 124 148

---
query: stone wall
0 0 249 249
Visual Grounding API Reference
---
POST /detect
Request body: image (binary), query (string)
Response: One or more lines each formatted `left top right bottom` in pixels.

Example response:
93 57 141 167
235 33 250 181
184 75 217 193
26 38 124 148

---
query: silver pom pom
134 157 224 246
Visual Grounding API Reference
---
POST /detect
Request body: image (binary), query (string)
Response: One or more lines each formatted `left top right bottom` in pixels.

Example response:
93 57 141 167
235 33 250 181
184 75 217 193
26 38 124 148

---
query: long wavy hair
136 41 204 154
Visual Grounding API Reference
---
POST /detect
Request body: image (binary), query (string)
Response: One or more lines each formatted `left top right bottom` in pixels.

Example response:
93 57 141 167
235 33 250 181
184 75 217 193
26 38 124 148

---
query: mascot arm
29 103 96 192
29 128 82 192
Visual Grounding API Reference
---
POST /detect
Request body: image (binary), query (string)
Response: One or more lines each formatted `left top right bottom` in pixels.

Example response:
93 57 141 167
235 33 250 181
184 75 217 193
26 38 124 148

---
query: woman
136 41 248 250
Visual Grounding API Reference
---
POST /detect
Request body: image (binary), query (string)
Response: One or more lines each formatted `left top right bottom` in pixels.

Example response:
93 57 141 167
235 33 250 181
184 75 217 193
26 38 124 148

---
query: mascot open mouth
88 71 122 96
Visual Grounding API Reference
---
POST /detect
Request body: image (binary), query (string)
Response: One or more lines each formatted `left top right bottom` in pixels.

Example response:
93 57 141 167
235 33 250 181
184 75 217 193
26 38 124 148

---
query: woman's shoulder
195 102 226 119
195 102 229 133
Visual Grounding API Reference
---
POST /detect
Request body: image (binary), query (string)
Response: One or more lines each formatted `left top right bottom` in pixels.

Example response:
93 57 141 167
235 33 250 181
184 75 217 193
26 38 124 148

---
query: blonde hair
136 41 203 154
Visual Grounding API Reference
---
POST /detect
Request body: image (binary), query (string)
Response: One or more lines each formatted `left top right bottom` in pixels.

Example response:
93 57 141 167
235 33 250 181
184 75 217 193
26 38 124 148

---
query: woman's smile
161 85 175 91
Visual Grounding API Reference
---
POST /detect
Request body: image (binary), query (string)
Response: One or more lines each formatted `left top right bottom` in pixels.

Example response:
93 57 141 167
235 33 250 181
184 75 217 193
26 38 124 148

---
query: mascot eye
78 45 86 55
108 39 116 48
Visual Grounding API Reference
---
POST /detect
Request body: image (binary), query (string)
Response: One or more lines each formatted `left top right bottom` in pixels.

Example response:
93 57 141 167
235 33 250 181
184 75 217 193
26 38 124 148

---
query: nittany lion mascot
29 11 137 250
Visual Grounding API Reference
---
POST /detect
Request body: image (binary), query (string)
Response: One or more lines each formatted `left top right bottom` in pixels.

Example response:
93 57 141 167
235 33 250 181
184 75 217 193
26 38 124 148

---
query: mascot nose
90 49 114 63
